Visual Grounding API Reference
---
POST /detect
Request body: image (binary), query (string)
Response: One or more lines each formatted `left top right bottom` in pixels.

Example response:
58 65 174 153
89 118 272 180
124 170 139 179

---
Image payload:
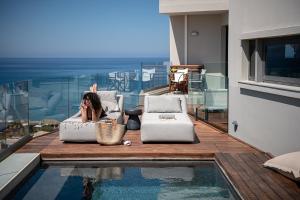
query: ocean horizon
0 57 169 84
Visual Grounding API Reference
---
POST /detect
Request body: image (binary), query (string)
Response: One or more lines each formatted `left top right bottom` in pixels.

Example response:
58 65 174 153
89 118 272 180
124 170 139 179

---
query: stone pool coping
0 153 40 199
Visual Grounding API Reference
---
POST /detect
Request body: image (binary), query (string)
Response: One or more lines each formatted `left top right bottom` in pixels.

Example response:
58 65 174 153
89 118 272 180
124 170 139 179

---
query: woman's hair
83 92 102 113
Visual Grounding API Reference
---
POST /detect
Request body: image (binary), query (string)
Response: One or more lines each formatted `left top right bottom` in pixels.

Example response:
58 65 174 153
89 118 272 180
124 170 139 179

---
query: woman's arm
91 108 101 122
80 104 88 123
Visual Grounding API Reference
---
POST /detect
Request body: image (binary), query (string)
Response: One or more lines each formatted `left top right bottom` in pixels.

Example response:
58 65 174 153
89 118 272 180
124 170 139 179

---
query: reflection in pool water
11 162 240 200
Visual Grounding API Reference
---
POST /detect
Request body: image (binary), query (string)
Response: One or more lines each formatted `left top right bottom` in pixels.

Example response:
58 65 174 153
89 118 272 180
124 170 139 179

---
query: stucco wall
170 16 185 65
187 14 223 73
228 0 300 155
160 0 228 14
170 13 228 75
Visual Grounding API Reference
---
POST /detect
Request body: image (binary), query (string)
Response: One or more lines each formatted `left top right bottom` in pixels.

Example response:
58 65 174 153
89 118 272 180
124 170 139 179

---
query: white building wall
169 16 185 64
187 14 223 72
228 0 300 156
170 13 228 75
160 0 228 14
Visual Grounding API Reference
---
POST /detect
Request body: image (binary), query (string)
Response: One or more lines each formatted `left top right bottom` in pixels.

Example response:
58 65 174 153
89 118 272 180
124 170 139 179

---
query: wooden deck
17 119 300 199
17 120 255 160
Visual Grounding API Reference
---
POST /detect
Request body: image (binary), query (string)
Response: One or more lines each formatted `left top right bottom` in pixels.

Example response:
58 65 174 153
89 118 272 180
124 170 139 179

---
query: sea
0 57 169 84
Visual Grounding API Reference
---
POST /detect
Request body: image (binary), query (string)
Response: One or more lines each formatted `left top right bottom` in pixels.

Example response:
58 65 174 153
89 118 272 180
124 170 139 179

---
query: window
245 35 300 86
248 40 256 80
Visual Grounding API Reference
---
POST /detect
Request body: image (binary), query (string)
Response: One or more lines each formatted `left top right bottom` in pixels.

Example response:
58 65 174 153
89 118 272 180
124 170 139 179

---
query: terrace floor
17 118 300 199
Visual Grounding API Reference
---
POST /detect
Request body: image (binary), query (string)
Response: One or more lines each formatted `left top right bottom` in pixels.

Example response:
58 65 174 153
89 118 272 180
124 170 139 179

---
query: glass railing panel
67 74 88 118
0 81 29 154
106 71 131 92
141 63 168 91
189 69 229 131
117 71 140 109
0 83 9 151
204 74 228 131
201 62 228 77
28 77 68 134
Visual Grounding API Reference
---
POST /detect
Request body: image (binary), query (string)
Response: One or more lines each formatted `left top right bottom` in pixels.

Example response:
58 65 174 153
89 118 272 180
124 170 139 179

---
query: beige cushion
147 96 182 113
101 100 119 112
96 91 120 112
263 151 300 181
97 91 117 101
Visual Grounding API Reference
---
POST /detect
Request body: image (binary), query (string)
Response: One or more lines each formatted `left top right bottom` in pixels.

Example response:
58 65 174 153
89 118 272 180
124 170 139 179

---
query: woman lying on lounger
80 92 106 122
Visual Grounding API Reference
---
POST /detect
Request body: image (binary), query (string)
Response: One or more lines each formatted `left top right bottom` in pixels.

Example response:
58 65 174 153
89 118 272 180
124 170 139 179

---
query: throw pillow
263 151 300 181
101 100 120 113
97 91 117 101
97 91 120 112
147 96 182 113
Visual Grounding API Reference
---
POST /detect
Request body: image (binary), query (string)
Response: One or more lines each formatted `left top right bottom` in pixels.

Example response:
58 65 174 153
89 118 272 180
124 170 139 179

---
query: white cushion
177 68 188 74
173 72 184 82
141 113 194 142
263 151 300 181
97 91 116 101
101 100 119 112
147 96 182 113
59 112 123 142
96 91 120 112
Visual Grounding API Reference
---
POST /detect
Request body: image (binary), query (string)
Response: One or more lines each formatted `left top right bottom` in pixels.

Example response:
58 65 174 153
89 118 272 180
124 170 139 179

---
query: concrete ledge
0 153 40 199
238 80 300 99
160 0 228 14
240 25 300 39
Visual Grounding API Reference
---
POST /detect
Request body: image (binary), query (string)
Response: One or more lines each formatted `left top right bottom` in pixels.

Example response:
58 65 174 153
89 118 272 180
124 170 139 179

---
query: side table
125 109 142 130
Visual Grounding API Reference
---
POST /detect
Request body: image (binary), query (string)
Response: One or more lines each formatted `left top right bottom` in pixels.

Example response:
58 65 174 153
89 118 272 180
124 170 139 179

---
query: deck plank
238 153 293 200
215 153 258 200
216 153 300 200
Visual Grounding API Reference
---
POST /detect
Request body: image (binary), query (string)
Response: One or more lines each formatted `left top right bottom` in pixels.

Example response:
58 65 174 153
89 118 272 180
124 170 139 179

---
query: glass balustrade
188 64 228 131
0 62 169 156
0 81 29 155
1 61 229 155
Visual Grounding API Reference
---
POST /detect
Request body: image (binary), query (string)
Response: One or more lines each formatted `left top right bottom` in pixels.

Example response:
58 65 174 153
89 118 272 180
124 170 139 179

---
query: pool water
10 161 240 200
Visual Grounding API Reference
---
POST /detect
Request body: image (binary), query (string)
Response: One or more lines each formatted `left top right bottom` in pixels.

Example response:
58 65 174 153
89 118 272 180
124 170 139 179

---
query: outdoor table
125 108 142 130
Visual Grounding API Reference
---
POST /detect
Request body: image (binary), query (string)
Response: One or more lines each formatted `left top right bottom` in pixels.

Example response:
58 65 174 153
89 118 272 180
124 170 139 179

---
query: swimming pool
9 161 240 200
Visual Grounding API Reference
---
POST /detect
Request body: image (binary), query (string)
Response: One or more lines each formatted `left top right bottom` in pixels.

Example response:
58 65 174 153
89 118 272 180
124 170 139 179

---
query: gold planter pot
95 120 125 145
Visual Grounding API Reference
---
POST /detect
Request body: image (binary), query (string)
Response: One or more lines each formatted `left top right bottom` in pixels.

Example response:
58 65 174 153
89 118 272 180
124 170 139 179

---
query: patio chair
169 68 189 93
59 90 124 142
141 95 194 143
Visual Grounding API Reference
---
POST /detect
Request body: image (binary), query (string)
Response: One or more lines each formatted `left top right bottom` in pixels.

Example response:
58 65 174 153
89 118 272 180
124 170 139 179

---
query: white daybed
59 91 124 142
141 95 195 143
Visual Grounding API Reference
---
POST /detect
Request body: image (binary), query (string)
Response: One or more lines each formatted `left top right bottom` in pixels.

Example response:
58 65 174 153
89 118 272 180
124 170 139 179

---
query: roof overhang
159 0 229 15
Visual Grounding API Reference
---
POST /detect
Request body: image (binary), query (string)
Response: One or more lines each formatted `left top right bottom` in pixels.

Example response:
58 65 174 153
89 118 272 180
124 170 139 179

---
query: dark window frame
244 35 300 87
262 36 300 86
248 40 256 81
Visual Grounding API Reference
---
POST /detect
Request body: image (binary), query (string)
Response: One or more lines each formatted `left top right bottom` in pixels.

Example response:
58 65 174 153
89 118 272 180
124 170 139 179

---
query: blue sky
0 0 169 58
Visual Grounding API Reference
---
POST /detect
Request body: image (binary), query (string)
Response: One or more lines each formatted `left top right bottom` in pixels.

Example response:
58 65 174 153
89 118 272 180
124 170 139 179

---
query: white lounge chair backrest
144 95 187 113
83 90 124 114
